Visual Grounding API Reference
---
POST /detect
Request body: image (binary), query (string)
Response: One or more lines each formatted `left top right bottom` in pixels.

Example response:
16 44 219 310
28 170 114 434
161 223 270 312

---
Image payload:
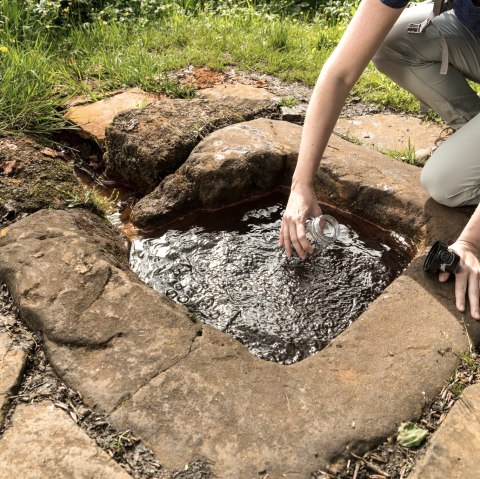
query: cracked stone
409 383 480 478
0 332 28 426
0 401 133 478
0 209 201 412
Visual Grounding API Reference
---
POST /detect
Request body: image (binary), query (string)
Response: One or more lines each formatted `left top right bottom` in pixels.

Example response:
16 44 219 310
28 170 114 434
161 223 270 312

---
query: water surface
129 192 413 364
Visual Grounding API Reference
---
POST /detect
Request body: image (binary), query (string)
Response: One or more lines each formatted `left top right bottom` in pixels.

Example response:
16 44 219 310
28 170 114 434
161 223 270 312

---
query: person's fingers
289 221 306 260
455 269 468 313
279 221 284 247
468 270 480 320
296 222 314 255
283 221 292 257
438 271 450 282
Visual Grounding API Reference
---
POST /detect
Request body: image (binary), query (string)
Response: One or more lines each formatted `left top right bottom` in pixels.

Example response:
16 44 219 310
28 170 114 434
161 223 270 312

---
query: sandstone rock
1 154 479 476
409 383 480 479
0 332 28 426
130 119 302 228
64 88 160 145
198 82 279 109
129 118 470 241
0 209 200 411
0 135 86 226
335 113 445 155
280 102 308 124
110 257 475 478
103 97 280 194
0 401 133 478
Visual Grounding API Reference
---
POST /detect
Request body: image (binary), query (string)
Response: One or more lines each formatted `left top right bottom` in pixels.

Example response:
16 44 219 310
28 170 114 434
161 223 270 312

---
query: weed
278 96 298 107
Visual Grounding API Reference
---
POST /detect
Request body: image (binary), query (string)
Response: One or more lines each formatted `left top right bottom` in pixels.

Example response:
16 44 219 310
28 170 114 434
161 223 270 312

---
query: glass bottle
305 215 341 251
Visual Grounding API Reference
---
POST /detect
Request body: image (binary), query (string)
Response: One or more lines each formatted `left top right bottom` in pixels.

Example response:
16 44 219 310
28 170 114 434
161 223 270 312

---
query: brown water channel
129 191 414 364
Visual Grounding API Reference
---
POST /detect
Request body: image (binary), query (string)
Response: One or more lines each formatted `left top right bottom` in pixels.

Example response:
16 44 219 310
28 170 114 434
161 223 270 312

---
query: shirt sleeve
454 0 480 39
380 0 409 7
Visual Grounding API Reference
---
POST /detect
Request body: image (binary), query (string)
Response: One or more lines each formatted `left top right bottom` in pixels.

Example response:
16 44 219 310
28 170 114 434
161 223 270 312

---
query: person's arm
279 0 404 259
439 204 480 319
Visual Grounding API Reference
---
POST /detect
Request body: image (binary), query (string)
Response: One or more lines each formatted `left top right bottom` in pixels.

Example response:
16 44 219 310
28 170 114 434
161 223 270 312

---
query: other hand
438 239 480 320
279 185 322 260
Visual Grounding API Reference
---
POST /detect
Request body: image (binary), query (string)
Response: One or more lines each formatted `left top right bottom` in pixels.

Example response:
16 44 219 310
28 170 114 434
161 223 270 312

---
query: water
129 192 413 364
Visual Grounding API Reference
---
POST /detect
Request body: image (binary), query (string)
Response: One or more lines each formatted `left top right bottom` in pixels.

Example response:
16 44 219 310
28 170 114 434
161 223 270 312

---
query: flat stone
104 97 279 194
64 88 159 145
1 130 480 476
0 332 28 426
0 134 86 226
0 401 132 478
335 113 445 155
130 119 302 228
0 209 200 412
198 82 280 108
409 383 480 478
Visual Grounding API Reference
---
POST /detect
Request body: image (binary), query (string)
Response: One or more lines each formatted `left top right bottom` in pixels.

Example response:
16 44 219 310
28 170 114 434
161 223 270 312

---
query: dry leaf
2 159 17 175
41 147 64 159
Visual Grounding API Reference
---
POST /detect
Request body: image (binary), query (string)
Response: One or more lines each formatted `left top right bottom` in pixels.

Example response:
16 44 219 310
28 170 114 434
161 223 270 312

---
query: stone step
0 401 133 478
409 382 480 479
0 331 29 427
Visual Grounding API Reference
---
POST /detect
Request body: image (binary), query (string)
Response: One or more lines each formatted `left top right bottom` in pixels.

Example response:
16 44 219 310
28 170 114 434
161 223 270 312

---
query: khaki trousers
373 1 480 206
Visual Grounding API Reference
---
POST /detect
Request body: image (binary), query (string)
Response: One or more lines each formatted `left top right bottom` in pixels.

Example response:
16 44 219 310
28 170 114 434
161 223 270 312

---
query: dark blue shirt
381 0 480 39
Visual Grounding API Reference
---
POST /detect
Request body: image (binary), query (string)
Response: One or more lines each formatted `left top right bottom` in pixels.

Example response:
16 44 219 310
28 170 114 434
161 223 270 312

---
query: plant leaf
397 422 428 448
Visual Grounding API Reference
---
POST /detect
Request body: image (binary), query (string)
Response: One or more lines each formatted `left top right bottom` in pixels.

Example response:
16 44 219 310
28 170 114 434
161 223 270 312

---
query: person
279 0 480 319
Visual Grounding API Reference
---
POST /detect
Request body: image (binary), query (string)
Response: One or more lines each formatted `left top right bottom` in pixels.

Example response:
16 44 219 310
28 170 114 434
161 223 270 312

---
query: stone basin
1 117 480 478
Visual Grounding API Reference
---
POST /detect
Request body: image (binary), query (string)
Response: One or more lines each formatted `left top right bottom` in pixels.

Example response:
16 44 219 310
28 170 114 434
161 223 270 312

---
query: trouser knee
420 165 461 207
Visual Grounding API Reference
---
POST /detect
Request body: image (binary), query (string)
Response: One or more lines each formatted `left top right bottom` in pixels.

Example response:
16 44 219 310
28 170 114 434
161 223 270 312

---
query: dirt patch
0 134 108 228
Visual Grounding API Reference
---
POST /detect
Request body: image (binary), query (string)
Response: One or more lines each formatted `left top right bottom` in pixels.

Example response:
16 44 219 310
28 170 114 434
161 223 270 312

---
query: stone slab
0 401 132 478
64 88 159 144
409 383 480 478
0 210 201 412
198 82 280 107
335 113 445 155
0 332 28 426
109 256 476 478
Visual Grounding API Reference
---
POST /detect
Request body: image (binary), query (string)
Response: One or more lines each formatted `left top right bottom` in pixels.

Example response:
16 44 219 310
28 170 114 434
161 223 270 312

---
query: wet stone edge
0 283 212 479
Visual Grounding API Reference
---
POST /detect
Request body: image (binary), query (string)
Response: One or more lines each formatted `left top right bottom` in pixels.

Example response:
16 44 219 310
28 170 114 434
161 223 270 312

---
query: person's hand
279 184 322 260
438 239 480 320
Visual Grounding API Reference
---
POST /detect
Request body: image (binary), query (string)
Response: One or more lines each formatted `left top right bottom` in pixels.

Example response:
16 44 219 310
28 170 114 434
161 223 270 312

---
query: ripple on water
129 193 413 364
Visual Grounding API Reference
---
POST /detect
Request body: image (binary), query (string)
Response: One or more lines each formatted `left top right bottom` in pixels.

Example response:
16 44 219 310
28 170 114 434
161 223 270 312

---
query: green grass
0 1 435 137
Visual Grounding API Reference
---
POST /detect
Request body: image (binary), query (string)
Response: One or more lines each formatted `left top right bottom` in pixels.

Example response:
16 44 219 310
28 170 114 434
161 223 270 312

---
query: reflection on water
129 193 413 364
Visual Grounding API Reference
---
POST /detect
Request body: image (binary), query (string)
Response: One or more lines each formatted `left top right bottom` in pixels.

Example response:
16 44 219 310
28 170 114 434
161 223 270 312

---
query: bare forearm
458 203 480 246
290 0 403 189
292 67 351 188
